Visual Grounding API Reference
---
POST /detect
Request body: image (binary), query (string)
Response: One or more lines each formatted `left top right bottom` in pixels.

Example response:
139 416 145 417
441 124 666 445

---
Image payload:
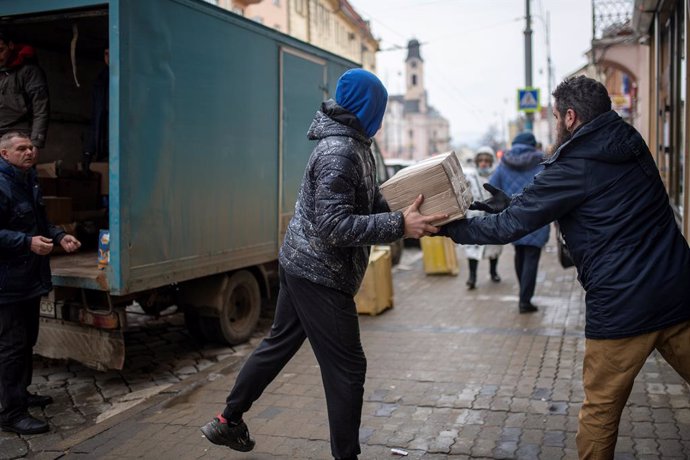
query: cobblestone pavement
0 305 275 460
5 236 690 459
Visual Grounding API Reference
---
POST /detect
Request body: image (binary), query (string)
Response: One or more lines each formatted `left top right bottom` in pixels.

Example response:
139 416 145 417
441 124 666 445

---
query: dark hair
552 76 611 124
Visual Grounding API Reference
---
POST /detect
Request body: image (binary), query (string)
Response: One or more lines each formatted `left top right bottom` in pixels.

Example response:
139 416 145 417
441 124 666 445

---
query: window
411 61 417 68
411 74 417 86
273 0 280 5
295 0 305 15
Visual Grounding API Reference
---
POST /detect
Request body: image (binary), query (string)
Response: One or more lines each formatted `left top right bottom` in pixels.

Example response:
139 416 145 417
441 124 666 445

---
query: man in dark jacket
489 131 549 313
201 69 446 460
0 32 49 151
442 76 690 460
0 132 81 435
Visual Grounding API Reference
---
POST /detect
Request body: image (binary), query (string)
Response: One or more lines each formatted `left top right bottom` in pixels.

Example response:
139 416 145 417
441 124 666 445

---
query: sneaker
201 414 255 452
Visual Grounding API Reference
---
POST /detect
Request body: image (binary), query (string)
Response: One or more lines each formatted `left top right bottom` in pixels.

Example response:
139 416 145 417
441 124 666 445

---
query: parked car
384 158 416 179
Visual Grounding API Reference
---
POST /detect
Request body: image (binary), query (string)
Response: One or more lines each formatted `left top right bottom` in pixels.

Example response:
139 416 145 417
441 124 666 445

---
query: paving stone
22 245 690 459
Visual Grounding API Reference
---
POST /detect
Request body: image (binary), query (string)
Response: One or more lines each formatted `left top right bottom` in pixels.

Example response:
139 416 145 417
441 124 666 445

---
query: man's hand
30 236 53 255
403 195 448 238
469 184 511 214
60 235 82 253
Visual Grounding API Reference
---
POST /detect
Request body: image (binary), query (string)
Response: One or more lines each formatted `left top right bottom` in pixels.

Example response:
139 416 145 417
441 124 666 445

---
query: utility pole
545 11 553 145
524 0 533 131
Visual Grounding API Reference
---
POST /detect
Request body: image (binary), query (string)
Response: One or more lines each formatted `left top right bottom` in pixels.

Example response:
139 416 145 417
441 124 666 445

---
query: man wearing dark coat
201 69 446 460
0 32 49 152
441 75 690 460
0 132 81 435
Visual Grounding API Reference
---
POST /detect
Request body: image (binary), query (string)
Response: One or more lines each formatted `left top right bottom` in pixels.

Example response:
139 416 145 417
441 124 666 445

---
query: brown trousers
576 320 690 459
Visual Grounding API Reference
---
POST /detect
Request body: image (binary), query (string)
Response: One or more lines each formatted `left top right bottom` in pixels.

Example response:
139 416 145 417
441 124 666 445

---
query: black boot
466 259 477 290
489 258 501 283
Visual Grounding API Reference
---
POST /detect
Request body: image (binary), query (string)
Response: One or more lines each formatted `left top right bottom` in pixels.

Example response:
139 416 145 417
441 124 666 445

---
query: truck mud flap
34 317 125 371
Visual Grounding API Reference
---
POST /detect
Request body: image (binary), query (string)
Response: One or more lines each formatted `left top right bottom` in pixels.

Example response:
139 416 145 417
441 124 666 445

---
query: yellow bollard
420 236 459 275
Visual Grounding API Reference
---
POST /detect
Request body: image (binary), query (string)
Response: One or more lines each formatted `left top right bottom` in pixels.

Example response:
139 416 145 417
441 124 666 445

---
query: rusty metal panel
34 318 125 371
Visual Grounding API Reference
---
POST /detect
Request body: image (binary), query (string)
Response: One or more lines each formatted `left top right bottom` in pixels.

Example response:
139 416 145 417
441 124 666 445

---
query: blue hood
502 144 544 171
335 69 388 138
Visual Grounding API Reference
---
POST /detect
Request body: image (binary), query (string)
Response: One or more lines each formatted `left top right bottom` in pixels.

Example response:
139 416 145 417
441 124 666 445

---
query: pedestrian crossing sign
517 87 540 113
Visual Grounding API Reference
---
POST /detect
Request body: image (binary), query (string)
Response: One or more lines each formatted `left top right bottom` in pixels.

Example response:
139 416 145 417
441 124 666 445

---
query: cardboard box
355 246 394 316
36 161 58 178
420 236 459 276
78 162 109 195
380 151 473 226
90 162 109 195
57 176 100 211
43 196 73 225
38 177 57 195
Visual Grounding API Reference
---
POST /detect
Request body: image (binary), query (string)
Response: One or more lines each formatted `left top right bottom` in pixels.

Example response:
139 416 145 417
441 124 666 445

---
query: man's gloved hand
469 183 511 214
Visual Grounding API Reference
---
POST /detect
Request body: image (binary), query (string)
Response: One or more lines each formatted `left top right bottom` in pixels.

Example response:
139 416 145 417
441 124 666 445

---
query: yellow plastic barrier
355 246 394 315
420 236 459 275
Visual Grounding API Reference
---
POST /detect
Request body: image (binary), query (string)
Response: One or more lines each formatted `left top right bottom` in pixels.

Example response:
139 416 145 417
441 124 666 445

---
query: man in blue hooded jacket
441 76 690 459
489 131 549 313
201 69 446 460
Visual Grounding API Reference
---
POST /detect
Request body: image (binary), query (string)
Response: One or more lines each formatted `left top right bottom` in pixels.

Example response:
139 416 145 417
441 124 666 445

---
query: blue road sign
517 88 540 113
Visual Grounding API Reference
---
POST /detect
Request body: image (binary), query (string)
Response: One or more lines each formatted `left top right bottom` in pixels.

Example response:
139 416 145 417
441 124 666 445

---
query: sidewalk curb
46 352 249 455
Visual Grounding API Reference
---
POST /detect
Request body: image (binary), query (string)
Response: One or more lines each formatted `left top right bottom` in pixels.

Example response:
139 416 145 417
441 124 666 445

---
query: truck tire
215 270 261 345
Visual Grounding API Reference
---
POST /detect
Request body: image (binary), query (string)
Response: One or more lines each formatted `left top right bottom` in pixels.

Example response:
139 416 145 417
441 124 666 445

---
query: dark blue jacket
279 100 404 295
0 158 64 304
489 144 549 247
443 111 690 339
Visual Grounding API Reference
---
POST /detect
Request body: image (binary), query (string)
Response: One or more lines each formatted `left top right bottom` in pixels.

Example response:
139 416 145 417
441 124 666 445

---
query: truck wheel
184 309 207 343
216 270 261 345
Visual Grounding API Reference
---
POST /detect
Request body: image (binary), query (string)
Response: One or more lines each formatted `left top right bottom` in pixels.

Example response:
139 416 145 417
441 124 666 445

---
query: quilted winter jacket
443 111 690 339
0 158 64 304
279 101 404 295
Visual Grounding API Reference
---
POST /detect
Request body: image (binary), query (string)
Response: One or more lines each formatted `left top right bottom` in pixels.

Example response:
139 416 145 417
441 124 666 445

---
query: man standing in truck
201 69 446 460
0 132 81 435
0 32 49 152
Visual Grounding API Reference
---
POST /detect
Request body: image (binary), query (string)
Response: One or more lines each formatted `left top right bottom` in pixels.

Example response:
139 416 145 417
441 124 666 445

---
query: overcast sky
347 0 594 147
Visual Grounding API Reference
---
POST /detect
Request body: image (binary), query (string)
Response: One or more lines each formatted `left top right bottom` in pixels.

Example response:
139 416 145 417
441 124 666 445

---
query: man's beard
553 119 572 151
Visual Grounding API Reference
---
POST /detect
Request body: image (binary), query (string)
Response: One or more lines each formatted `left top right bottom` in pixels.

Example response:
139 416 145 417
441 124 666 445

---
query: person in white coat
463 146 502 289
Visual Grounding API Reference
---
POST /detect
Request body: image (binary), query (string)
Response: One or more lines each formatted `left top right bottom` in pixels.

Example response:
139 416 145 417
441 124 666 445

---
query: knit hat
512 131 537 147
335 69 388 138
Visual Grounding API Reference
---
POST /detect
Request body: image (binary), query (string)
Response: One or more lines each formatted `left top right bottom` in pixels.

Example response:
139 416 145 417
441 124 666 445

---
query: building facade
377 39 450 161
209 0 377 72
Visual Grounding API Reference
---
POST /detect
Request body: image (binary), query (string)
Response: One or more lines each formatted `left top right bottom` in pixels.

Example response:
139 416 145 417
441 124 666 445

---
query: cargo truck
0 0 363 370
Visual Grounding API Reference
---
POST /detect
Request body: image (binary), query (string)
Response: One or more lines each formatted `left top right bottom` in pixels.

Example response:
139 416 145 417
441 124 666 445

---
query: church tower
404 39 427 113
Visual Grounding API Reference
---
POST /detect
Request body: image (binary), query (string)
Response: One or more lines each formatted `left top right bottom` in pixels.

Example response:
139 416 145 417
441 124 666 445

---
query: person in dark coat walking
441 76 690 460
201 69 446 460
0 32 49 151
0 132 81 435
489 131 548 313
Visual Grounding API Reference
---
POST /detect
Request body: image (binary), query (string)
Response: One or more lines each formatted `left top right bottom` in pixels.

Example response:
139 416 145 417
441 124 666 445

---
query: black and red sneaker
200 414 255 452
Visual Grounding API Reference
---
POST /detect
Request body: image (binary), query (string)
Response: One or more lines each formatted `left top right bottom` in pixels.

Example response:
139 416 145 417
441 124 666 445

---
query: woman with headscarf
463 146 502 289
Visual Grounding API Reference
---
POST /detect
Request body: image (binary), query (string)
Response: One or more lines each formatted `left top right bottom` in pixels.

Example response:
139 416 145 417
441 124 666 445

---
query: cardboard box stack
380 151 473 226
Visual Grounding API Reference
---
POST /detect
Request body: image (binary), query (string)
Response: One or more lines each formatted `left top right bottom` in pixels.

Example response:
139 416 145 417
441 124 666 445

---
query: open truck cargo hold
0 0 357 370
